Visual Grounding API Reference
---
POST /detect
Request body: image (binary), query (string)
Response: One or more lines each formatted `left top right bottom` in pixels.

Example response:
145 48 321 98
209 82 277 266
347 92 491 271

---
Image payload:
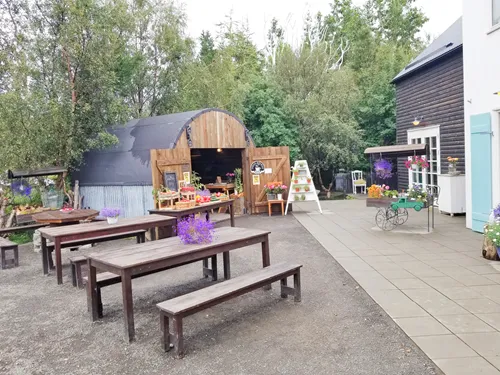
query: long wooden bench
0 237 19 269
44 230 147 272
0 223 48 236
156 262 302 358
83 255 218 316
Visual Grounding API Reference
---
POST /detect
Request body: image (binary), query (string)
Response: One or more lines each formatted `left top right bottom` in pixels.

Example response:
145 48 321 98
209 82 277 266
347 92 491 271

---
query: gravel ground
0 215 442 375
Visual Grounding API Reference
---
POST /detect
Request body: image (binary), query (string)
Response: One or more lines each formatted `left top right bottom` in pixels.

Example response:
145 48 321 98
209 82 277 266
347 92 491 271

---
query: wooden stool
0 238 19 269
268 200 284 217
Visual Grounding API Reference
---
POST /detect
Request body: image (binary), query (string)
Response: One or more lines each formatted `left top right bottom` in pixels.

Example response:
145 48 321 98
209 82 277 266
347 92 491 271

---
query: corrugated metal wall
80 185 154 218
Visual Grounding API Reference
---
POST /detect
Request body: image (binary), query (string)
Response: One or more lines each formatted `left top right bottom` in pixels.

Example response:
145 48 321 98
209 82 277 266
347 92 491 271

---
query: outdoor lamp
217 148 222 152
412 116 424 126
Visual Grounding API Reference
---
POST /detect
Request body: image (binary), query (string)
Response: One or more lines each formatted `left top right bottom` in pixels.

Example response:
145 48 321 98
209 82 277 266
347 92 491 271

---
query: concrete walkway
293 199 500 375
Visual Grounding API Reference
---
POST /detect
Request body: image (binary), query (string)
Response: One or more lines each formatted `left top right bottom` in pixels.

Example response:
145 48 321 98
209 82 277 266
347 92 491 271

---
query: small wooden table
86 227 271 342
205 183 235 195
268 200 285 216
33 209 99 224
38 214 176 284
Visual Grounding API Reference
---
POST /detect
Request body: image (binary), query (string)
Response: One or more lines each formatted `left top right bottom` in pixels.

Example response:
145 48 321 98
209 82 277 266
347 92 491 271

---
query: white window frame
494 0 500 27
407 125 441 192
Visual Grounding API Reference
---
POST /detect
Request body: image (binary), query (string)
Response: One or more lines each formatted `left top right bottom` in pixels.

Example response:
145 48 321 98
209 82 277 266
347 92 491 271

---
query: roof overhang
364 144 428 158
8 167 67 179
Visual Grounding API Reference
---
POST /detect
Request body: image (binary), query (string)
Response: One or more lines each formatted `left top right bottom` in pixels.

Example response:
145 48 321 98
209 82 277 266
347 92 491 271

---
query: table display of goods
175 199 196 210
16 205 48 215
195 195 212 205
180 186 196 201
158 190 180 209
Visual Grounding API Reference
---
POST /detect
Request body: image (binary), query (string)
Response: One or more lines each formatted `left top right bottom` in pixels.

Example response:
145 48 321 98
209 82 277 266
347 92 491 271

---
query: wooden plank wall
175 110 254 149
395 49 464 190
150 148 191 192
248 146 291 214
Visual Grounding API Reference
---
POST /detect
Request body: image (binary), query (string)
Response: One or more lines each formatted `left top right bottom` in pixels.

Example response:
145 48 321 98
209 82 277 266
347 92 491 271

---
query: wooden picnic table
38 214 176 285
33 209 99 224
86 226 271 342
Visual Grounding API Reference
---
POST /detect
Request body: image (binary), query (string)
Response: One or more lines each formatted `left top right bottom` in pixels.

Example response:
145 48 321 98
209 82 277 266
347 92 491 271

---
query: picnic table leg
262 238 271 290
54 238 63 285
87 259 99 321
41 236 48 275
229 203 235 227
121 270 135 342
223 252 231 280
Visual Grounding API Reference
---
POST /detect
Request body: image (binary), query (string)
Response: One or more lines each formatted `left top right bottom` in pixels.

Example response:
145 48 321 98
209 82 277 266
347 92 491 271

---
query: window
407 126 440 194
494 0 500 26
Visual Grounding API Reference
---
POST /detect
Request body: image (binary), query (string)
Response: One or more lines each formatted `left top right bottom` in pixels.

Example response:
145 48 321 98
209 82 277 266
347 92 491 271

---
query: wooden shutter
248 146 291 214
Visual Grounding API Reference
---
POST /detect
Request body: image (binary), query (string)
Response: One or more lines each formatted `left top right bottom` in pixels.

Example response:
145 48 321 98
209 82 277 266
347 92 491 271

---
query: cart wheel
395 208 409 225
383 208 397 231
375 209 387 230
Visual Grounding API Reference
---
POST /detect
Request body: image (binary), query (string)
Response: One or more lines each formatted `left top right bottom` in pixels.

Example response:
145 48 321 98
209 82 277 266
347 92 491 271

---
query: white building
463 0 500 232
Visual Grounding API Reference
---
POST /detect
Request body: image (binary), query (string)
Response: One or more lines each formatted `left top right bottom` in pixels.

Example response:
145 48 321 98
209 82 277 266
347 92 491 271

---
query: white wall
463 0 500 228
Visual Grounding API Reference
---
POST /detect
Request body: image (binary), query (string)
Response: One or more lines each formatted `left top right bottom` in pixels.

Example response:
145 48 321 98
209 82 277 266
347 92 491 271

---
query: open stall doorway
190 149 243 187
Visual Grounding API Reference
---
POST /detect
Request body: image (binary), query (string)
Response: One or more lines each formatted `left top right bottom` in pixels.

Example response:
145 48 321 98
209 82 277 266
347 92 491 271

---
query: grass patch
9 231 34 244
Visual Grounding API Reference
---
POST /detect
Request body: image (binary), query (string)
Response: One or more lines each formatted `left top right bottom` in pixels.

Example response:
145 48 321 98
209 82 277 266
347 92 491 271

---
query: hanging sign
183 172 190 184
252 175 260 185
251 161 265 174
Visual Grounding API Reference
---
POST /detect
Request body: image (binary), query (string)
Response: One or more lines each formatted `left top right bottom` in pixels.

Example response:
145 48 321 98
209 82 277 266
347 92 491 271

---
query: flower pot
277 193 283 200
411 164 418 170
295 188 300 193
267 193 277 201
448 163 459 176
107 217 118 224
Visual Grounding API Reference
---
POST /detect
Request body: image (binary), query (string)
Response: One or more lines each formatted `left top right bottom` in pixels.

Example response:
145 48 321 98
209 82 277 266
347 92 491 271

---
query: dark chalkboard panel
163 172 178 192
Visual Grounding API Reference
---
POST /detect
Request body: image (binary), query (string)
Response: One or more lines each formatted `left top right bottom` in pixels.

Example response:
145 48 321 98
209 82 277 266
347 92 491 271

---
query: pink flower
385 186 390 190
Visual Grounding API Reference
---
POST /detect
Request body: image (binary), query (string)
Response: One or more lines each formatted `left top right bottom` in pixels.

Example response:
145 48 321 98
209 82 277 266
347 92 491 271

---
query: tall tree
0 0 131 170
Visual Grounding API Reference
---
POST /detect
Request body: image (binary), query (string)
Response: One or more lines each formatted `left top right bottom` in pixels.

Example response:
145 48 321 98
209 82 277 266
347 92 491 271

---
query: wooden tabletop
87 227 270 270
38 214 175 239
205 183 235 190
33 209 99 224
149 199 234 215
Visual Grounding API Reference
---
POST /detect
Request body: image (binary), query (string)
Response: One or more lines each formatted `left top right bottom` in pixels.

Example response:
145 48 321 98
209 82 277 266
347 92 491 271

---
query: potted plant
304 186 310 192
374 159 393 179
301 194 306 201
298 162 305 168
294 178 299 184
293 169 299 176
404 156 429 170
408 184 428 203
307 177 312 184
367 185 383 198
177 216 215 244
274 184 287 200
264 184 277 200
447 156 459 175
226 172 235 183
100 207 121 224
294 186 301 193
485 222 500 258
294 195 300 201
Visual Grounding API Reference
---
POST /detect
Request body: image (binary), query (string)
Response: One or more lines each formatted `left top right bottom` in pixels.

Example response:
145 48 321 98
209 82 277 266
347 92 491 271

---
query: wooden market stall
149 109 291 214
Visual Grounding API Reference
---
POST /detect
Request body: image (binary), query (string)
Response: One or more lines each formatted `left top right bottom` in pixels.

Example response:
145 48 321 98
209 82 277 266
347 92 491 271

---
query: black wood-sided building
392 18 463 192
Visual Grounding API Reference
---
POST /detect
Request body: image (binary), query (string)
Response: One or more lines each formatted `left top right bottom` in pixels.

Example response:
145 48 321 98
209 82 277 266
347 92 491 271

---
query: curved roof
393 17 462 83
74 108 250 186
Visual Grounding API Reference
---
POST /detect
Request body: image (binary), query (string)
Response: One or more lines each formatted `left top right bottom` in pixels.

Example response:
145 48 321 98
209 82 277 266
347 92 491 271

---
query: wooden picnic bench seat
83 255 218 316
0 237 19 269
156 262 302 358
0 223 47 236
45 230 146 285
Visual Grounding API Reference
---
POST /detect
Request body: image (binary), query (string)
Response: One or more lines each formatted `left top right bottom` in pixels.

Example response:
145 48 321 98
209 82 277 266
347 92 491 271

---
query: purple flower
374 159 393 179
494 204 500 218
196 189 211 197
11 180 32 196
100 207 121 218
177 216 215 245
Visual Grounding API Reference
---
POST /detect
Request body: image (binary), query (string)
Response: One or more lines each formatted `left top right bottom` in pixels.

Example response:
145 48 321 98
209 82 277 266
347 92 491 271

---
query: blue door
471 113 492 232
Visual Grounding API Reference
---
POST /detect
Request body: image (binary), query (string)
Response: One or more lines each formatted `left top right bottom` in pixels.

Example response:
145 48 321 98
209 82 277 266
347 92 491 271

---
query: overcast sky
183 0 462 49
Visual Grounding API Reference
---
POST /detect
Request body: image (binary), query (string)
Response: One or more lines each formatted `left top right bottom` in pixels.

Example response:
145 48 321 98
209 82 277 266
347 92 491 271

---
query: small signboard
183 171 190 184
163 172 178 192
264 168 272 174
252 174 260 185
250 161 265 174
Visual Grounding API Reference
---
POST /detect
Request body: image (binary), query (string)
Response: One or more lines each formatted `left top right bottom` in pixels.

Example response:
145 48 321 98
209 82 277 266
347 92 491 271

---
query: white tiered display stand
285 160 322 215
